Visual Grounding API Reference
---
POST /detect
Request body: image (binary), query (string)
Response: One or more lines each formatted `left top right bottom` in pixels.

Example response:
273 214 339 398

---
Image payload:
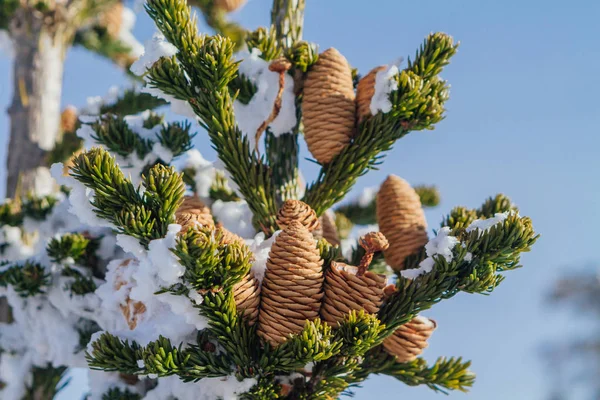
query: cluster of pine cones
302 48 393 164
173 172 436 363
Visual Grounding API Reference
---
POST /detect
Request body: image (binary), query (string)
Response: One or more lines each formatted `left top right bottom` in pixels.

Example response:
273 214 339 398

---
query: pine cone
216 223 245 246
60 106 78 133
320 210 340 246
276 200 320 233
383 316 436 363
321 261 387 326
356 66 386 123
175 196 214 231
377 175 428 270
214 0 246 12
258 221 324 346
303 48 356 164
99 2 123 39
233 273 260 325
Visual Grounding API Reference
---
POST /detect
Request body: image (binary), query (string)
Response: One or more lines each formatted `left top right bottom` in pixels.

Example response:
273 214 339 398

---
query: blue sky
2 0 599 399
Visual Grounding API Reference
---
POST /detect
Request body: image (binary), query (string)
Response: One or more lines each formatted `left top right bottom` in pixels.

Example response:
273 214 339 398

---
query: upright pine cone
258 220 324 346
60 106 78 133
303 48 355 164
377 175 428 270
233 274 260 325
383 316 436 363
320 210 340 246
321 261 387 326
214 0 246 12
276 200 320 233
175 196 214 231
99 2 123 39
356 65 386 123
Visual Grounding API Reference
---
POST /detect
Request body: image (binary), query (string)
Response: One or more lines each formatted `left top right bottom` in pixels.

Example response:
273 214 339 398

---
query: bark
5 8 68 198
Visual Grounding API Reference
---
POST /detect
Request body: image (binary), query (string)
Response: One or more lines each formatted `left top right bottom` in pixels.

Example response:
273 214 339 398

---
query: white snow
466 211 510 234
0 352 32 400
370 65 399 115
246 231 279 284
185 150 217 200
143 374 257 400
117 7 144 59
211 200 256 238
233 48 297 149
401 227 457 279
357 186 377 207
130 32 178 76
50 163 115 230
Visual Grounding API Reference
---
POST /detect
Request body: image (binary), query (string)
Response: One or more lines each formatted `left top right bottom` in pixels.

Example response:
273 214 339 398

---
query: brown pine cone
355 66 386 123
175 196 214 231
276 200 320 233
303 48 356 164
257 221 324 346
383 316 436 363
214 0 247 12
320 210 340 246
216 223 245 246
377 175 428 270
60 106 78 133
233 273 260 325
99 2 123 39
320 261 387 326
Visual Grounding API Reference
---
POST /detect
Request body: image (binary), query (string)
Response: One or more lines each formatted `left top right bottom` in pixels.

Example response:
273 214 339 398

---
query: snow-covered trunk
5 10 67 198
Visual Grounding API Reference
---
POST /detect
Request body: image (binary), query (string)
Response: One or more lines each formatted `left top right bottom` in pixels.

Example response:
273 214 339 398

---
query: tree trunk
5 9 67 198
1 8 68 332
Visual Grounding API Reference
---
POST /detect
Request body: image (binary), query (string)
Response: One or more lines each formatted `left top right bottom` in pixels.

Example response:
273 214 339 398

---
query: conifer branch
145 0 280 233
70 148 185 246
303 34 458 216
0 262 50 297
354 349 474 394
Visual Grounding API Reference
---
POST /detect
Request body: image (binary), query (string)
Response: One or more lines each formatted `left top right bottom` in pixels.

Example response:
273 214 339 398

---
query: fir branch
91 115 152 159
303 34 458 216
246 27 282 62
47 233 92 264
62 267 97 295
0 262 50 297
0 0 17 30
199 290 257 377
157 121 196 158
408 32 459 79
0 200 23 227
144 5 280 233
380 201 538 334
271 0 305 48
143 164 186 234
259 319 341 373
86 332 144 374
414 185 441 207
23 365 69 400
478 194 517 217
354 348 474 394
99 89 168 116
21 194 59 221
101 387 142 400
173 227 252 292
70 148 184 246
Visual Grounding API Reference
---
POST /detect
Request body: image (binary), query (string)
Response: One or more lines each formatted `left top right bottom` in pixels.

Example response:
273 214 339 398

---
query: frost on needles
0 0 539 399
